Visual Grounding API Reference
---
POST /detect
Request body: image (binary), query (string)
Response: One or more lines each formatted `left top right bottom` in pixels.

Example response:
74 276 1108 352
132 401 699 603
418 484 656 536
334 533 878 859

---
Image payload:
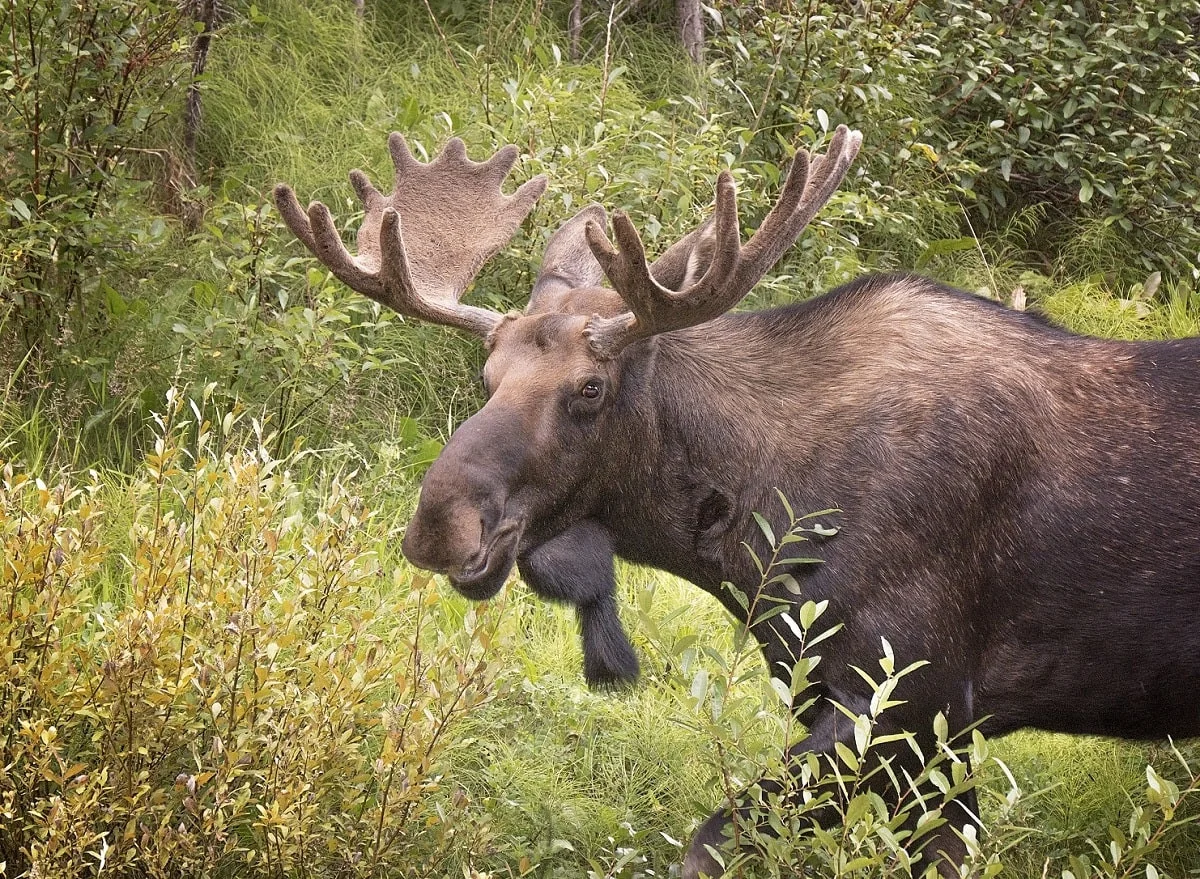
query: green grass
1038 279 1200 341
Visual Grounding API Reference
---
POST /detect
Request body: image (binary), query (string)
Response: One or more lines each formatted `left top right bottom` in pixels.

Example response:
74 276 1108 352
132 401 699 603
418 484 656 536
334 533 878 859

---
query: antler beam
583 125 863 359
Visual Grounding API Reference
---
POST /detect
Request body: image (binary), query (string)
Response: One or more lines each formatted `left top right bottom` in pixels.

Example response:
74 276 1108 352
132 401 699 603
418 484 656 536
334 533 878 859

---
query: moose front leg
683 699 976 879
518 520 639 687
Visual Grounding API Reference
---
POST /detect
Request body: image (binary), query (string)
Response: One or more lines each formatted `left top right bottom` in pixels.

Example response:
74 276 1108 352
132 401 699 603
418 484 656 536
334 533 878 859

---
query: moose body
276 130 1200 877
526 274 1200 741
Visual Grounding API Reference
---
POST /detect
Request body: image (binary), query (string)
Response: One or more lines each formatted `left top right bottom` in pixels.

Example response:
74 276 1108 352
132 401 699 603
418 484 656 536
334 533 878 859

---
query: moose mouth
449 519 524 600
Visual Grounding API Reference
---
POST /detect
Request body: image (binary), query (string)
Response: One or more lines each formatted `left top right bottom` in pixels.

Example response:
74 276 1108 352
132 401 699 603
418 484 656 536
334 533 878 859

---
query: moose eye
580 379 603 400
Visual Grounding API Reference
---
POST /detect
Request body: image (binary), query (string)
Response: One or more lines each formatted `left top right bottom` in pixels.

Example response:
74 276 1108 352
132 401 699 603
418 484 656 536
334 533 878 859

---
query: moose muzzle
401 412 528 600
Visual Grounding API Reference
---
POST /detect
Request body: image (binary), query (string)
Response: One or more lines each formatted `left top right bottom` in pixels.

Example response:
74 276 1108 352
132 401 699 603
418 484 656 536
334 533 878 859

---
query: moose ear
647 216 716 290
528 204 609 313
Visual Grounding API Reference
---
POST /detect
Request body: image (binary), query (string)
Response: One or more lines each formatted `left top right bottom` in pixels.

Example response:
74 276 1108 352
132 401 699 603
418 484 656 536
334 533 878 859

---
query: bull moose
274 128 1200 877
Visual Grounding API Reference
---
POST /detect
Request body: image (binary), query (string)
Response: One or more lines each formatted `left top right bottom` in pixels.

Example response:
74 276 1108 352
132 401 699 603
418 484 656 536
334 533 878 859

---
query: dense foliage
3 0 1200 876
0 400 507 876
711 1 1200 281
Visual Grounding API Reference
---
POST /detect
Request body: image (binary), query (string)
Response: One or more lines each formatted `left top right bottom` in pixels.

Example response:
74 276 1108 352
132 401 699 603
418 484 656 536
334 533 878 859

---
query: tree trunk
676 0 704 64
568 0 583 60
178 0 218 229
183 0 217 182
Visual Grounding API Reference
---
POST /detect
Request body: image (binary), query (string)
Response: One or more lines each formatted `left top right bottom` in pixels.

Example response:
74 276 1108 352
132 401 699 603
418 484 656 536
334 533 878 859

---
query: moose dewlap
276 129 1200 878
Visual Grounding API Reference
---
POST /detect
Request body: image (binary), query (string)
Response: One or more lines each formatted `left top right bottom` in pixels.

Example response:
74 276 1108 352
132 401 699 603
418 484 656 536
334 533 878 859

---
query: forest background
2 0 1200 876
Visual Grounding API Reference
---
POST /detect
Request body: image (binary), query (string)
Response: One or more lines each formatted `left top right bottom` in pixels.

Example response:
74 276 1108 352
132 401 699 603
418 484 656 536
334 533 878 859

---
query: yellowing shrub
0 391 508 877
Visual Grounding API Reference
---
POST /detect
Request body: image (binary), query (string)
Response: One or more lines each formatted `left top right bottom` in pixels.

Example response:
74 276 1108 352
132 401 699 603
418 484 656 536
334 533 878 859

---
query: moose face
274 128 860 597
402 310 627 599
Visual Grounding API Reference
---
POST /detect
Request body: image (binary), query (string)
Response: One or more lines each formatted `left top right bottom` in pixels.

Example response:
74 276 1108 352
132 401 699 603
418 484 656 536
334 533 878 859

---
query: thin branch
420 0 462 74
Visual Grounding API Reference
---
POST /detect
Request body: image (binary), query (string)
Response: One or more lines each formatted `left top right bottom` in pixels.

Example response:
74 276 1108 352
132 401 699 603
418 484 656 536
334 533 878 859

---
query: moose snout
401 451 508 577
401 501 482 575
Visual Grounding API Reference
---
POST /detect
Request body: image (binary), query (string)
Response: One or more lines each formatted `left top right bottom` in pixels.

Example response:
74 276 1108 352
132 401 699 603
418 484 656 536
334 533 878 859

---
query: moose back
275 129 1200 877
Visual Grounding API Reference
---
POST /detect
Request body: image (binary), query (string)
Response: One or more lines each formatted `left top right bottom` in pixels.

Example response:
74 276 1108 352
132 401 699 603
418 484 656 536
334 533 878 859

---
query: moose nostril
402 491 488 575
400 521 439 571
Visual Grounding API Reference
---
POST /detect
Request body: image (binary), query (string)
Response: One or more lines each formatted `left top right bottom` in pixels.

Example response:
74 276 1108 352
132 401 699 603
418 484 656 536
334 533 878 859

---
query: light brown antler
583 125 863 359
274 136 547 337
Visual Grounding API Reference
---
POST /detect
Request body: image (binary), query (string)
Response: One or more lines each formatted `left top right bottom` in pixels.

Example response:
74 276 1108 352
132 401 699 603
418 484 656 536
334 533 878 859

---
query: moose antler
274 136 547 337
583 125 862 359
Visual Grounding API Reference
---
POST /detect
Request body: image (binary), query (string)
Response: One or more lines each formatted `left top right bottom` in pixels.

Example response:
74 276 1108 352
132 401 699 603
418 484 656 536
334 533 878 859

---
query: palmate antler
273 136 547 337
582 125 863 359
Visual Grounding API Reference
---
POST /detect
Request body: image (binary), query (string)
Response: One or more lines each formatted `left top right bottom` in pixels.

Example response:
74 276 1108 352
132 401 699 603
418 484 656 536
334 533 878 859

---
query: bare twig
420 0 462 74
568 0 583 60
582 0 647 58
598 1 615 123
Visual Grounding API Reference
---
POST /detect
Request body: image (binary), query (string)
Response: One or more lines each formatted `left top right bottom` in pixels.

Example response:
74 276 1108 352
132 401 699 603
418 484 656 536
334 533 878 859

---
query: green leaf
844 794 870 827
834 741 859 772
752 512 775 548
915 237 976 270
690 667 709 704
798 599 826 629
773 488 794 521
806 623 843 647
772 572 803 595
854 713 871 755
769 676 792 706
774 556 823 568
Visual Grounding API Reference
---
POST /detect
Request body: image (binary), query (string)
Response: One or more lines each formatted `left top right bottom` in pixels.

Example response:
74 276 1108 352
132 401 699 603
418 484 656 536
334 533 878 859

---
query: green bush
925 0 1200 283
704 1 1200 283
0 0 190 357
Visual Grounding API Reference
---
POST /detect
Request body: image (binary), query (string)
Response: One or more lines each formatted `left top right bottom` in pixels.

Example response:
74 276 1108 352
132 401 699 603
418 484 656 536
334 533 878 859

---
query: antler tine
349 169 385 213
306 199 386 295
274 136 548 338
274 182 320 254
388 132 423 178
582 170 743 358
732 124 862 289
584 126 861 360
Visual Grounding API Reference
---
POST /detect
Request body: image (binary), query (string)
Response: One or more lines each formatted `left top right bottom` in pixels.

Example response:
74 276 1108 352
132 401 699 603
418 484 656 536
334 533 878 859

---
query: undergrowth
0 392 509 877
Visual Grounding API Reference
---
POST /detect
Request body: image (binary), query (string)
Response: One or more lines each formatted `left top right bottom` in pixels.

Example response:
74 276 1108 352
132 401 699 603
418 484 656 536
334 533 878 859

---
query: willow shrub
0 389 509 878
0 0 189 357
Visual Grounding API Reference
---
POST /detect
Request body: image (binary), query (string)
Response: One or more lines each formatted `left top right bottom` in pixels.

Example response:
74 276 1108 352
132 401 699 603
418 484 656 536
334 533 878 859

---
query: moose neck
595 299 843 617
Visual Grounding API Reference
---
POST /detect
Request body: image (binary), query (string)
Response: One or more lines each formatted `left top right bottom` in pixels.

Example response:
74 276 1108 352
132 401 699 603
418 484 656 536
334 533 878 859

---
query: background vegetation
2 0 1199 876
